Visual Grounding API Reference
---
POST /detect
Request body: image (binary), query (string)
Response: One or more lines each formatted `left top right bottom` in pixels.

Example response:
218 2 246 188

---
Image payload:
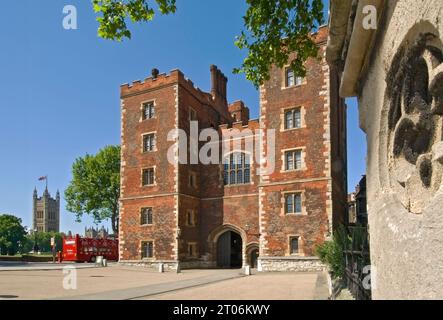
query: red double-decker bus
62 234 118 263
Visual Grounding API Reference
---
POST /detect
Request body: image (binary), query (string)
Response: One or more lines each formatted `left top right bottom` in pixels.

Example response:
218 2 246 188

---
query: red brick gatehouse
118 26 347 271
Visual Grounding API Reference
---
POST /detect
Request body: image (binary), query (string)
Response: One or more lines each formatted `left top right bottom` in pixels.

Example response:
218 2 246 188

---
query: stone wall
119 260 179 272
258 257 326 272
328 0 443 299
361 2 443 298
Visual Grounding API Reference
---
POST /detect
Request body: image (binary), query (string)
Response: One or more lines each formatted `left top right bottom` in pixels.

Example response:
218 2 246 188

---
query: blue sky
0 0 366 234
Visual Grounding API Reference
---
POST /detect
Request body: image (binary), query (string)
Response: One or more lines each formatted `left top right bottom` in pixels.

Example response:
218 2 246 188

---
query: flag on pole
38 176 47 181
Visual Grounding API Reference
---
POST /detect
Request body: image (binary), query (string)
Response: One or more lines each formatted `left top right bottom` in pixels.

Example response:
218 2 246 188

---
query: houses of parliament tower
32 187 60 233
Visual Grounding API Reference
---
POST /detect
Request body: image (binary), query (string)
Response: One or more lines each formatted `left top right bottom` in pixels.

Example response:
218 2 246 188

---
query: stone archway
246 243 259 268
208 224 247 268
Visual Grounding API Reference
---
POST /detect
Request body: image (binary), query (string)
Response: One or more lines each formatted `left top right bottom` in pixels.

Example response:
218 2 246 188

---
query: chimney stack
210 65 228 105
152 68 159 79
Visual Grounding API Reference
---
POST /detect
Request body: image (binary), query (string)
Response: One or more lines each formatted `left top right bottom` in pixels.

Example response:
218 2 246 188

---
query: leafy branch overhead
92 0 177 40
92 0 324 87
234 0 324 86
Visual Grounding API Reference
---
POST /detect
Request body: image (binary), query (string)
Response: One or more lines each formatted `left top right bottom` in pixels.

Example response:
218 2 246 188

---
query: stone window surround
188 171 198 189
141 166 157 187
280 106 306 131
280 190 307 216
140 207 153 226
141 131 157 153
140 240 154 260
140 99 156 122
188 106 198 122
280 147 307 173
222 150 255 187
281 65 307 90
187 242 198 258
288 235 305 256
185 209 197 227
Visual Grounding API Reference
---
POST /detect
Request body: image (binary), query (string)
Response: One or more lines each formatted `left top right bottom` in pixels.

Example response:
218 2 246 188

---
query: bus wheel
90 256 96 263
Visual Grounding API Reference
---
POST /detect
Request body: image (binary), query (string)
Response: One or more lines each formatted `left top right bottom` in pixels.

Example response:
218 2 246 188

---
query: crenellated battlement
218 117 259 131
120 68 218 106
180 75 214 105
120 69 184 97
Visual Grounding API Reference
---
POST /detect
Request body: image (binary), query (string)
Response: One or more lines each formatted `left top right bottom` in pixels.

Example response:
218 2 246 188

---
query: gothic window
189 107 197 121
285 150 302 171
285 68 304 87
142 102 155 120
143 134 155 152
189 172 197 188
285 108 302 129
141 208 153 225
290 237 300 255
188 243 197 257
285 193 302 214
186 210 196 227
142 168 155 186
223 153 251 185
286 67 295 87
141 241 153 258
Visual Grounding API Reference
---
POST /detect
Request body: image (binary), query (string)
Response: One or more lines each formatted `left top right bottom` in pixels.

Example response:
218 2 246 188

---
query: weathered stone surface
258 257 326 272
328 0 443 299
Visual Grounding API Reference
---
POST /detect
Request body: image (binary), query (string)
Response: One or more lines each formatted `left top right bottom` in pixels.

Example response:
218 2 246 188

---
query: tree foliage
0 214 26 256
92 0 176 40
91 0 324 87
315 225 350 279
21 232 64 253
65 145 121 234
234 0 324 86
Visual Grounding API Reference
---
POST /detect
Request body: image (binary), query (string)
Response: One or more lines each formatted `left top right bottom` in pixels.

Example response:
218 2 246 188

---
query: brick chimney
228 101 250 125
210 65 228 106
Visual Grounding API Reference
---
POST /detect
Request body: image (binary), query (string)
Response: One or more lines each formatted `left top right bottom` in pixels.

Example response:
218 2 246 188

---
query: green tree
315 225 350 279
65 145 121 233
20 235 34 254
0 214 26 256
26 232 64 253
91 0 324 87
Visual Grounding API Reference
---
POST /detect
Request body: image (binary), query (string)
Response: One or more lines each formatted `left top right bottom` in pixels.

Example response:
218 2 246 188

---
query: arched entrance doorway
217 231 242 268
246 243 259 268
249 249 259 268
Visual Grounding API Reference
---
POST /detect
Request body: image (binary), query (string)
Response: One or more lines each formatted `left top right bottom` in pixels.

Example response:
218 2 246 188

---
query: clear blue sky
0 0 366 234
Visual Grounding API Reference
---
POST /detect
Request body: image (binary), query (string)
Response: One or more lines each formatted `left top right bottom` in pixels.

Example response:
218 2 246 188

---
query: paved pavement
0 261 107 271
59 269 244 300
138 272 329 300
0 264 329 300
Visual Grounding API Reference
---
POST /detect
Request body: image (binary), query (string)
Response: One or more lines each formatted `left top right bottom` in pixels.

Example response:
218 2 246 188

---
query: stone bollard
102 259 107 267
176 263 181 274
95 256 104 267
158 263 164 273
244 265 251 275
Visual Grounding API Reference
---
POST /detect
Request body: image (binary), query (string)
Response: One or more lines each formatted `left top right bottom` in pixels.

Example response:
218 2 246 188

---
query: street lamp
33 228 39 253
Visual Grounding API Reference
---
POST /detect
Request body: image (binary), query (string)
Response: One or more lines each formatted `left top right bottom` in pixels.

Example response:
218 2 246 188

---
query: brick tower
33 187 60 233
119 26 347 271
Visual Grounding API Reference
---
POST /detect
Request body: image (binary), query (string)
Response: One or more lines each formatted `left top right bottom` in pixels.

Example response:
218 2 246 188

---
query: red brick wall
259 26 346 258
120 72 179 261
119 26 347 267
